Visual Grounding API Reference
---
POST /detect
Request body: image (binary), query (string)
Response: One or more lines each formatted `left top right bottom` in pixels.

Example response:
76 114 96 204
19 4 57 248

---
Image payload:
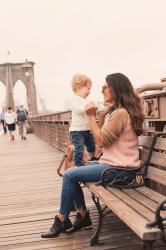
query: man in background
17 105 28 140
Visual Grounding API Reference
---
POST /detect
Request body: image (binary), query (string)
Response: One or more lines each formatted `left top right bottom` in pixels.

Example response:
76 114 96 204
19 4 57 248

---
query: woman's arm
98 112 106 128
101 109 128 146
86 104 129 148
97 104 112 128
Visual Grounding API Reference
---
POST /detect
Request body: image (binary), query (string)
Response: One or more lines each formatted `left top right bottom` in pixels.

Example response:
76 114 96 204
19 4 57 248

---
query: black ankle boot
68 210 92 232
41 216 72 238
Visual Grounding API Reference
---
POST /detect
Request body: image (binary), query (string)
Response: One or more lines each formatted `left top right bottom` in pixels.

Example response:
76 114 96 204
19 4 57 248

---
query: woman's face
101 81 114 103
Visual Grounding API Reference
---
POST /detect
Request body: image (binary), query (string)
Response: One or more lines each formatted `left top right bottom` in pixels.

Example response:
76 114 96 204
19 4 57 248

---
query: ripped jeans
59 163 136 219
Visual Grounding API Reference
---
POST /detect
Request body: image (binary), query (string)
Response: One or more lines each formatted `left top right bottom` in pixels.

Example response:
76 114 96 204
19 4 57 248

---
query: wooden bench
85 132 166 249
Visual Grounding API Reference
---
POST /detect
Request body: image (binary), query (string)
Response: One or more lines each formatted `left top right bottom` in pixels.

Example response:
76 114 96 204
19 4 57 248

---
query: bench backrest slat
147 166 166 186
138 136 154 148
154 137 166 150
138 134 166 191
138 136 166 151
140 149 166 169
150 151 166 169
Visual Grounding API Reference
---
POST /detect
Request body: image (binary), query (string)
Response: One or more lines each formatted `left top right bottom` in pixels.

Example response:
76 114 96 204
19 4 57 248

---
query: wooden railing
30 111 71 152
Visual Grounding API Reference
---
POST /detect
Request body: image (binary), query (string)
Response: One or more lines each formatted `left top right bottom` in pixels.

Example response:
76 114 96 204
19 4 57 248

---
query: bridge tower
0 61 37 115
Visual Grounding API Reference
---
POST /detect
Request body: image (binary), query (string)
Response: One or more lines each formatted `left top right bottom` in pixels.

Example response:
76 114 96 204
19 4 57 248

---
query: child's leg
84 131 95 159
70 131 85 166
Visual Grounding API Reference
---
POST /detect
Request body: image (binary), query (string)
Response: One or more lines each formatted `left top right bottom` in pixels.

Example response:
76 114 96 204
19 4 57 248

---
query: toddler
68 74 96 166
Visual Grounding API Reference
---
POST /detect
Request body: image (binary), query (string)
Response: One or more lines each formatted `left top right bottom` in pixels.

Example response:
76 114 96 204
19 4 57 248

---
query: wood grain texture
0 132 165 249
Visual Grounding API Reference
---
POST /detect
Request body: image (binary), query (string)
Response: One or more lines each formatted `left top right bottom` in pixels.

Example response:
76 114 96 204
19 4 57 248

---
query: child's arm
85 102 101 146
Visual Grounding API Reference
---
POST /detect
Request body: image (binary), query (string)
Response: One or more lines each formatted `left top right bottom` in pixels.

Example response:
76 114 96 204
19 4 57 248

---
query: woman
41 72 144 238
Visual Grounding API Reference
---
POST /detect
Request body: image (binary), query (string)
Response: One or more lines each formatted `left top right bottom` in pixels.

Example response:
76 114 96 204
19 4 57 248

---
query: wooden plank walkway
0 131 165 250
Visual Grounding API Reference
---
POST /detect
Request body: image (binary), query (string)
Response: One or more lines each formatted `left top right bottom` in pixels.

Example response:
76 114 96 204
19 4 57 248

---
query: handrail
137 82 166 94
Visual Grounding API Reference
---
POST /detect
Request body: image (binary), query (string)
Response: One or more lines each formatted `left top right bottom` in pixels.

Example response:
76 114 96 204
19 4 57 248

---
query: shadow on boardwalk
0 133 165 250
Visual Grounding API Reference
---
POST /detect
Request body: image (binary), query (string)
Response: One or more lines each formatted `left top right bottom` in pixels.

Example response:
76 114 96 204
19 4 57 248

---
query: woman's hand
98 103 113 117
85 102 97 117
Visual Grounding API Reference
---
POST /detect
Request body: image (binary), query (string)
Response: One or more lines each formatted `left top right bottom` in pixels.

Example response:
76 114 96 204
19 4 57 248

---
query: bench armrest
95 167 145 189
146 199 166 231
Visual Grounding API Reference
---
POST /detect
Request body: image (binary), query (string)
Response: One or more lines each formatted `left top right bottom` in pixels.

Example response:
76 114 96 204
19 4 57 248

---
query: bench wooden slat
86 182 162 241
147 166 166 186
138 136 154 148
137 186 166 204
138 136 166 151
106 187 155 220
155 137 166 150
150 151 166 169
109 187 166 222
123 188 166 220
122 189 159 213
139 149 166 169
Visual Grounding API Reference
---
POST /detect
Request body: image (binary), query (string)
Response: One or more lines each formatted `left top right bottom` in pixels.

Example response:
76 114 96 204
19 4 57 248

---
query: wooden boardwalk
0 132 165 250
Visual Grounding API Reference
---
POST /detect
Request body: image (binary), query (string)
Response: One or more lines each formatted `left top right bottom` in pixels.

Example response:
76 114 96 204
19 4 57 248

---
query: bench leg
142 240 155 250
90 193 103 246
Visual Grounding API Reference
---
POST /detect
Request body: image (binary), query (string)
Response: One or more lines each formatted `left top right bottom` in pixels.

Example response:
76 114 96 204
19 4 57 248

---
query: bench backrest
138 134 166 195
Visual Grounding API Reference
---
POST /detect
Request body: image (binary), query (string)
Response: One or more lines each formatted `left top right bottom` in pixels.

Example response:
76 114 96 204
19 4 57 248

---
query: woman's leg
41 163 111 238
59 163 111 219
41 164 136 238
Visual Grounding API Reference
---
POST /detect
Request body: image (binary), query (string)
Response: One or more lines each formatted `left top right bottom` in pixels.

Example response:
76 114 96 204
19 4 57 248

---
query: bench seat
85 182 165 241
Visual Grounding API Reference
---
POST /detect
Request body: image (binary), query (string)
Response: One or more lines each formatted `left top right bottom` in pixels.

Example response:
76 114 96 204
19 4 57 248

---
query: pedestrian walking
0 111 7 134
5 107 17 140
17 105 28 140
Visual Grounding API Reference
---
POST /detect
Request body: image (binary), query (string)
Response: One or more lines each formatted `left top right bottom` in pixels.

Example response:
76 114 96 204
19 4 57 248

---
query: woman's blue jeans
59 163 136 219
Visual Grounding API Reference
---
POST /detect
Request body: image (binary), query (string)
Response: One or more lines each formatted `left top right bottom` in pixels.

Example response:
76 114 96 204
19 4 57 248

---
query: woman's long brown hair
106 73 144 136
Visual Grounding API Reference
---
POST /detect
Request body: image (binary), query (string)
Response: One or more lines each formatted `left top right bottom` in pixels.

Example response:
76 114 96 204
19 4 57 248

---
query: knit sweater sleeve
101 108 129 147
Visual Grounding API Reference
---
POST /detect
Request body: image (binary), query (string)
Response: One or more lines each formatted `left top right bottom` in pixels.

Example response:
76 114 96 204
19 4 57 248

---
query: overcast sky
0 0 166 111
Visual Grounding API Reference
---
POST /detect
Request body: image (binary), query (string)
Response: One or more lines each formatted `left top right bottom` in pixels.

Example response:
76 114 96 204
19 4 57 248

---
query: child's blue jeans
70 130 95 166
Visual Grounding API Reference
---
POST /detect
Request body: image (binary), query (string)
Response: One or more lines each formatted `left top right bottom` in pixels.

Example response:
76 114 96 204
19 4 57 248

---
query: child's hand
85 102 97 117
97 102 110 114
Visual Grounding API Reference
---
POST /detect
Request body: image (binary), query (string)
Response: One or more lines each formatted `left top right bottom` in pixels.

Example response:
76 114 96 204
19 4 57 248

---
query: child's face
76 81 92 98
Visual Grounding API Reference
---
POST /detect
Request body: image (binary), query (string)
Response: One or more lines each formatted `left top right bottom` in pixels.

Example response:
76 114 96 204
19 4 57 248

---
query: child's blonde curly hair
71 74 92 92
